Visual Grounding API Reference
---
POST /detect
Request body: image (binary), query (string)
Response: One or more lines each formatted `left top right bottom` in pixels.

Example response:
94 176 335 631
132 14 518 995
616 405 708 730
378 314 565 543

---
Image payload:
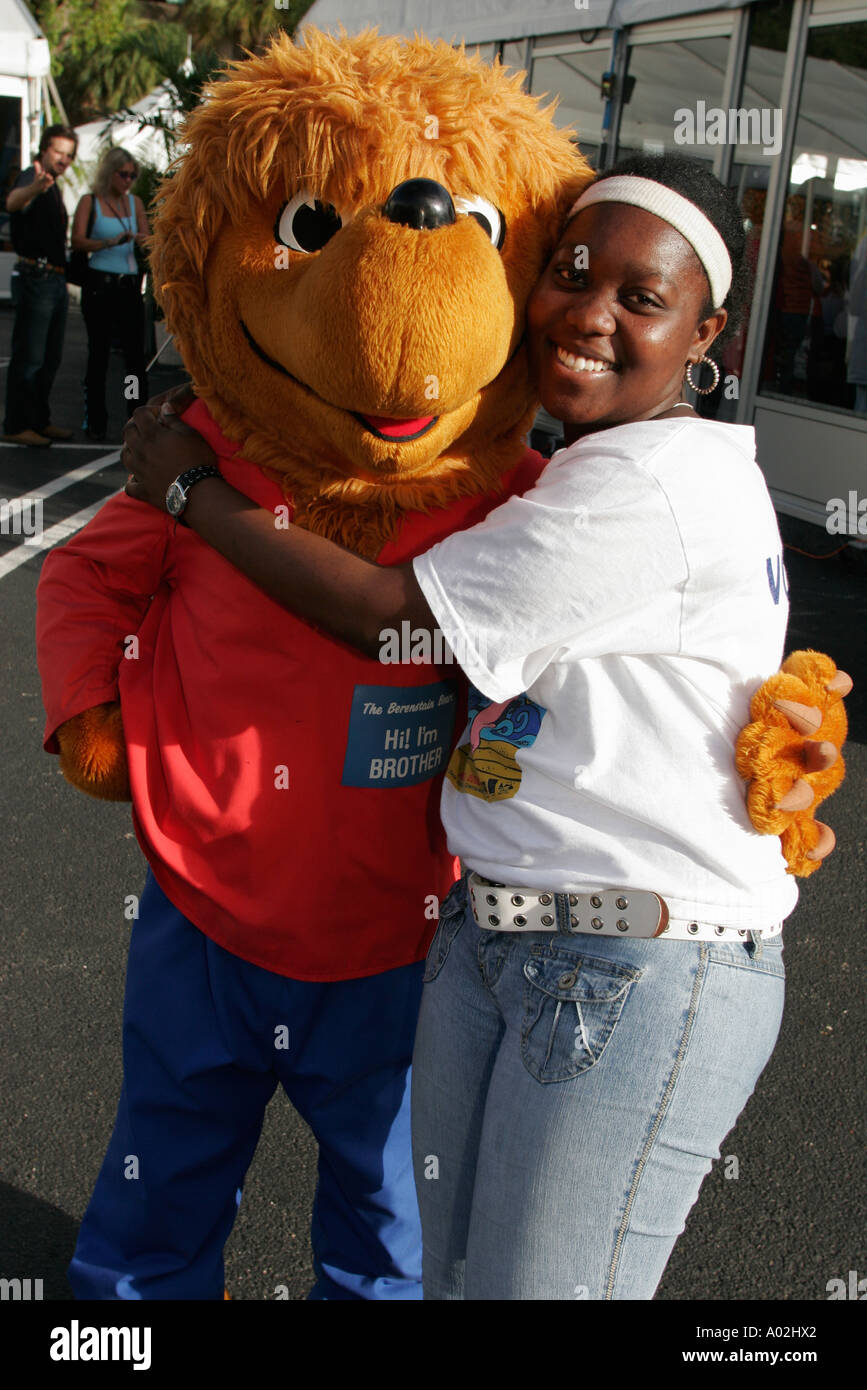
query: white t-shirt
413 417 798 929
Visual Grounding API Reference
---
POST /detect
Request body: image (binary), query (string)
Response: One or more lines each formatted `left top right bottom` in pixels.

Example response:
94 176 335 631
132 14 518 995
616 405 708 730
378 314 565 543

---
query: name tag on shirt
342 680 458 787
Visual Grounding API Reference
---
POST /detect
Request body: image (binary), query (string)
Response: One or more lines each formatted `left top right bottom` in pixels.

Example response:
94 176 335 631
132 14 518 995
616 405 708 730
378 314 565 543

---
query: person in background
773 194 825 398
71 148 150 443
810 256 851 408
846 231 867 415
3 125 78 447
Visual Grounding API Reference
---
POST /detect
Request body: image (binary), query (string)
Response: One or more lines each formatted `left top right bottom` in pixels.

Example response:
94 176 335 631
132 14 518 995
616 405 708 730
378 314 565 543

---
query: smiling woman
526 152 752 447
115 154 850 1300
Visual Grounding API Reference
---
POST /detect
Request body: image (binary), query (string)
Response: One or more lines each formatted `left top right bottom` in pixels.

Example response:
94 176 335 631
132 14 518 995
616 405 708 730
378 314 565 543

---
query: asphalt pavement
0 296 864 1303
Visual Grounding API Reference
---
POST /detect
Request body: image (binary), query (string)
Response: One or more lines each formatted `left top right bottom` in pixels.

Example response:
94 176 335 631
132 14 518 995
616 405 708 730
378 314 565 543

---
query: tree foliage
30 0 317 127
103 29 223 162
183 0 316 58
32 0 167 125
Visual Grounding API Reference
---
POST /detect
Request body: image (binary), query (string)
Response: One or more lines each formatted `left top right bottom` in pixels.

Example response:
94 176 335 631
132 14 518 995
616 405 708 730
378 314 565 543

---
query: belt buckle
468 873 671 938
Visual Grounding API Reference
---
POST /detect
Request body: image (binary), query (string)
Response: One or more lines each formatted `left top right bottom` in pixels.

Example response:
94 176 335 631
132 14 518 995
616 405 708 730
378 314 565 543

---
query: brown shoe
40 424 74 440
3 429 52 446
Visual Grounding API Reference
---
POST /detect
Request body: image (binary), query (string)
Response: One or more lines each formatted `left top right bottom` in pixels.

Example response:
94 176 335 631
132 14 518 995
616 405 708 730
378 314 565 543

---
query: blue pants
412 874 785 1299
4 264 68 435
69 872 424 1300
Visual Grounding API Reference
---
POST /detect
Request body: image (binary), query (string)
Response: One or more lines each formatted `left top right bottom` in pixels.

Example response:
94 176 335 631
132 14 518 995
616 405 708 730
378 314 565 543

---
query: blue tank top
88 196 139 275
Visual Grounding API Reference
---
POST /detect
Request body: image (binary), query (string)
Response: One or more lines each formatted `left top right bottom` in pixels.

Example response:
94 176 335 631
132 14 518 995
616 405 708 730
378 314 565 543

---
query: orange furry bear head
150 26 592 554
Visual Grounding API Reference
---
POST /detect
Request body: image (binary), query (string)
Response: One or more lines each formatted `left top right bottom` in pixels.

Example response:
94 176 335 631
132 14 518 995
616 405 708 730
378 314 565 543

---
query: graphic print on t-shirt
446 684 546 802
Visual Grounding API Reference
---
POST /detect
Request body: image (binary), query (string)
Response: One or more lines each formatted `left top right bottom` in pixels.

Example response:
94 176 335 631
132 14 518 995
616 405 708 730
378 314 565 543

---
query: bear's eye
453 196 505 250
275 191 342 253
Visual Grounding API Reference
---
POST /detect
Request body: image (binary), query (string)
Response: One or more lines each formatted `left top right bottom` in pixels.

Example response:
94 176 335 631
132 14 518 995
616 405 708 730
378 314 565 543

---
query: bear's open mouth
352 413 437 440
239 318 519 442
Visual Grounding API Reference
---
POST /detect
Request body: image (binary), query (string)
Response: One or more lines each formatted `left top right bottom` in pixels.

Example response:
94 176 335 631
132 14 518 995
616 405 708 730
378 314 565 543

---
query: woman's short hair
579 153 751 357
93 147 139 199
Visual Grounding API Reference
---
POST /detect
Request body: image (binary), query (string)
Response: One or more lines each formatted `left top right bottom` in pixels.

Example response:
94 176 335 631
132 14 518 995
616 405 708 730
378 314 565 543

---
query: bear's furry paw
56 702 131 802
736 650 850 876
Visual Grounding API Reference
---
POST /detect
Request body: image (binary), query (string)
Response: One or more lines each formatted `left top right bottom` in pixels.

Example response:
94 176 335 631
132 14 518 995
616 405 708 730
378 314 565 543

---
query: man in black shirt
4 124 78 446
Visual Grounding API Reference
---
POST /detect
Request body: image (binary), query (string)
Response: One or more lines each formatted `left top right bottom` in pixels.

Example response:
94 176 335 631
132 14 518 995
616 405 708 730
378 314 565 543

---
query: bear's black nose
383 179 455 231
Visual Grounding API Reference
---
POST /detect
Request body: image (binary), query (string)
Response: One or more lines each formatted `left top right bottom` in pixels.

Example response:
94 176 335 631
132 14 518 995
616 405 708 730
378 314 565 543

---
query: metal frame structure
516 1 867 473
737 0 812 423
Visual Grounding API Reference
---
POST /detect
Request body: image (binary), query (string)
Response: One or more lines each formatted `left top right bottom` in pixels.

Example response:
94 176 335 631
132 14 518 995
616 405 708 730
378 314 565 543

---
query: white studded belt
467 873 782 942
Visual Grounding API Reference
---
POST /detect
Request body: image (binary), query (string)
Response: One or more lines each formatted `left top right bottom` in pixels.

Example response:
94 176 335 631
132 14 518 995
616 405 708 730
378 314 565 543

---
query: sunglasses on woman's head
117 171 135 180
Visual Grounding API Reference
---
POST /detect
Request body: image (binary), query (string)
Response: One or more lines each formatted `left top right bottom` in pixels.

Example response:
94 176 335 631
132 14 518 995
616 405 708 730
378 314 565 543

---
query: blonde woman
72 148 150 442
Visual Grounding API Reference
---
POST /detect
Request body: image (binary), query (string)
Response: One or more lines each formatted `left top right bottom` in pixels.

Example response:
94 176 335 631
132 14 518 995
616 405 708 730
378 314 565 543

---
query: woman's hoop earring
685 355 721 395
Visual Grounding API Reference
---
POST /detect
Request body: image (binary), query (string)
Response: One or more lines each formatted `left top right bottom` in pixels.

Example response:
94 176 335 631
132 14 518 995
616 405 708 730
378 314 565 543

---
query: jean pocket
521 949 642 1083
422 876 468 983
706 933 786 978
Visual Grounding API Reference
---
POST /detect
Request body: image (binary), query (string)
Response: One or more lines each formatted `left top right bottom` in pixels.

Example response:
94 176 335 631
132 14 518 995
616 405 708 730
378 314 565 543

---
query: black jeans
81 269 148 435
4 264 68 434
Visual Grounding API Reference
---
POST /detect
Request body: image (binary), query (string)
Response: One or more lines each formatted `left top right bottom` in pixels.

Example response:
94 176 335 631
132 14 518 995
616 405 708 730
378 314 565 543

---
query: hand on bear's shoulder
123 405 217 512
56 703 131 802
143 382 197 419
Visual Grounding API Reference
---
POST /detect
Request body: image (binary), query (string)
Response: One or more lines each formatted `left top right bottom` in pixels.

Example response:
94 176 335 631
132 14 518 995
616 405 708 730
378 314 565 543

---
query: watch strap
166 464 220 519
175 464 220 493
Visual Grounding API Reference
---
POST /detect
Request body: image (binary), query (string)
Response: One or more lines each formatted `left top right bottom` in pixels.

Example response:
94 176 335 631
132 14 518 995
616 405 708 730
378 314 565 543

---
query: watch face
166 481 185 517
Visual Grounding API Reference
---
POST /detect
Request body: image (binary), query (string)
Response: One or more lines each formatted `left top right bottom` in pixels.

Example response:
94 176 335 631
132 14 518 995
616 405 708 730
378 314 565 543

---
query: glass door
757 17 867 416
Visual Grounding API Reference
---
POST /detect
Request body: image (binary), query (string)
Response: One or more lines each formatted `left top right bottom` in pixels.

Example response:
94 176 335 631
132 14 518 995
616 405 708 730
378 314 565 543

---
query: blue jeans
69 871 424 1300
4 265 68 434
411 873 785 1299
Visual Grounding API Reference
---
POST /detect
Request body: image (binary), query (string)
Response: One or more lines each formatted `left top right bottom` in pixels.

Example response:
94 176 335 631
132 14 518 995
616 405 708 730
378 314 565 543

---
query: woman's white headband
568 175 732 309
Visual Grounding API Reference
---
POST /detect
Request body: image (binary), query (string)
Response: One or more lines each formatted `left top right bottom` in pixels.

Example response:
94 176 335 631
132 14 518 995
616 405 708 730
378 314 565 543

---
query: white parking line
0 491 121 581
1 451 121 505
1 441 123 450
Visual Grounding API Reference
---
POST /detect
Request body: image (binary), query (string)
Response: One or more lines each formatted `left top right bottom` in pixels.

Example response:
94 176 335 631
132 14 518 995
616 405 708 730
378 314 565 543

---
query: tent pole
737 0 810 424
521 37 533 94
45 70 70 127
599 29 626 171
715 4 750 187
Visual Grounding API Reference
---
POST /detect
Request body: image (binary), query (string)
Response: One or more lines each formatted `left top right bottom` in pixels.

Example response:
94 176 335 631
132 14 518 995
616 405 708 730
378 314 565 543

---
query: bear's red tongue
359 413 436 439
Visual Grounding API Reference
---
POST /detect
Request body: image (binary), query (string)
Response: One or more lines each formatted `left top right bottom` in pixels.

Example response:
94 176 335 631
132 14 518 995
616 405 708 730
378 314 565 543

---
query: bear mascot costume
36 28 847 1300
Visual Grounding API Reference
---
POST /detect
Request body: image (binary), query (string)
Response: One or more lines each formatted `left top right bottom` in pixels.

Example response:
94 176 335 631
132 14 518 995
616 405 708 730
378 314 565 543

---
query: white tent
301 0 749 44
0 0 50 163
65 82 182 215
0 0 51 296
0 0 49 104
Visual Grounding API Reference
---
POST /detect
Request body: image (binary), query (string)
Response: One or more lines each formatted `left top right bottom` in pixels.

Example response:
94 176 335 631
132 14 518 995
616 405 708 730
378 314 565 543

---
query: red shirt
37 400 546 980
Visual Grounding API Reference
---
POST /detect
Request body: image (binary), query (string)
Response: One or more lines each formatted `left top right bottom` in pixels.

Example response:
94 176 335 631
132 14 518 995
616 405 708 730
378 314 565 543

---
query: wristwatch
165 465 220 518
